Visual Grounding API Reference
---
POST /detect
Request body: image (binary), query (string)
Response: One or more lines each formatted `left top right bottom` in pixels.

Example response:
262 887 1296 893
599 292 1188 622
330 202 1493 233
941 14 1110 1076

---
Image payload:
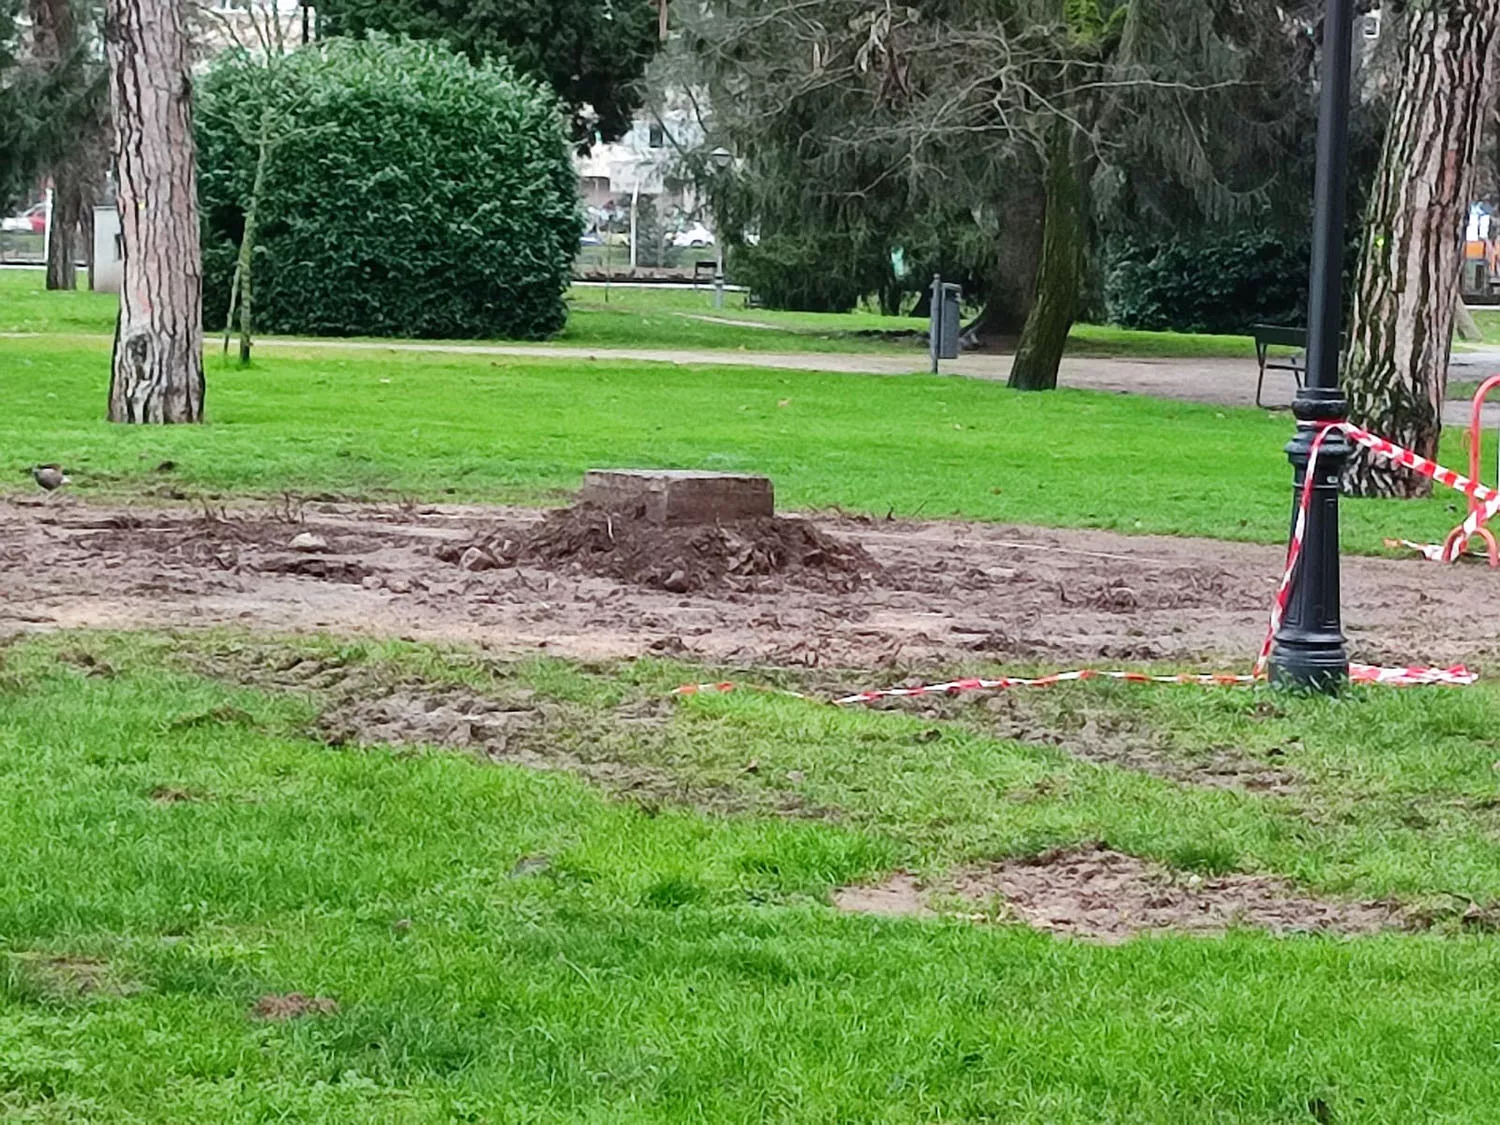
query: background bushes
197 37 581 341
1104 230 1310 334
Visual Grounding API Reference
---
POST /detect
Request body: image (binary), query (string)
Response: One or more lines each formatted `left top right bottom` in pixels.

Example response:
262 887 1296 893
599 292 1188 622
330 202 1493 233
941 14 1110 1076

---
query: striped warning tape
673 662 1477 705
674 421 1486 704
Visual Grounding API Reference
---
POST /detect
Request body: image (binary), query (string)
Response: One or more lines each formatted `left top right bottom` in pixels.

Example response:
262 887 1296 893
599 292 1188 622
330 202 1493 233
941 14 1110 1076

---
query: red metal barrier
1441 374 1500 567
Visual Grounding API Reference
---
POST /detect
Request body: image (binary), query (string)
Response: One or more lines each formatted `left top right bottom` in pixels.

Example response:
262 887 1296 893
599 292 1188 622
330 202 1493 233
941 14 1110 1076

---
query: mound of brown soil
835 846 1403 941
441 505 879 593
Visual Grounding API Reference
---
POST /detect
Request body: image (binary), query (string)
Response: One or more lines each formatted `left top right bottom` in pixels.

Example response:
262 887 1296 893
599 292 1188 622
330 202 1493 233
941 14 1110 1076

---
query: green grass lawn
4 632 1500 1121
1471 308 1500 346
0 270 921 355
0 269 1279 360
0 333 1480 551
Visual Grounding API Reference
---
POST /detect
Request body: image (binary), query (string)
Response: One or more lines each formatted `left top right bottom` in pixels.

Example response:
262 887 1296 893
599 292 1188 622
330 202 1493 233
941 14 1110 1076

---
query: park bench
1252 324 1307 408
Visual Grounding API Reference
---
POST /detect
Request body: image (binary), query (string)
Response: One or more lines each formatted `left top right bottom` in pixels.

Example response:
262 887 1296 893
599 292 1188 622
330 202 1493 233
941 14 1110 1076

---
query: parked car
670 223 714 249
1 202 47 234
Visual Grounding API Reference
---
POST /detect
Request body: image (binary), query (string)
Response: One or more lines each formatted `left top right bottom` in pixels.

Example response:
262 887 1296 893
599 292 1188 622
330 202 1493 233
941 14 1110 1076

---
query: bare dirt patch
837 847 1403 941
831 873 932 918
184 642 755 810
438 504 877 594
251 992 339 1021
880 689 1300 793
3 497 1498 672
149 785 210 805
8 953 131 999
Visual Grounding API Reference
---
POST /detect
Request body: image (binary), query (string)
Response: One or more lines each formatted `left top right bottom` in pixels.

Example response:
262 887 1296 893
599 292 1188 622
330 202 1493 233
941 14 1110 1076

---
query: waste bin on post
929 274 962 373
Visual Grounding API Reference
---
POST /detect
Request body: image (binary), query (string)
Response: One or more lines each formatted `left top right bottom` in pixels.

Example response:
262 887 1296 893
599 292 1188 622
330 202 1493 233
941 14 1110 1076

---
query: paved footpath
257 337 1500 428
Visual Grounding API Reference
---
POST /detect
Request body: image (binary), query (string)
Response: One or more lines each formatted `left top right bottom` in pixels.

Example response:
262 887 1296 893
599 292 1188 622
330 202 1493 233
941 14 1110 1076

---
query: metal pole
629 183 639 272
1269 0 1356 691
42 185 54 271
713 240 725 309
930 273 942 375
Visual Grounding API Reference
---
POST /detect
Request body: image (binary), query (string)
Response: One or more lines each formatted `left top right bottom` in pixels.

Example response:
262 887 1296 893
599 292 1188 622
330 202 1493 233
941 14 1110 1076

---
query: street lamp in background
708 146 734 309
1269 0 1357 691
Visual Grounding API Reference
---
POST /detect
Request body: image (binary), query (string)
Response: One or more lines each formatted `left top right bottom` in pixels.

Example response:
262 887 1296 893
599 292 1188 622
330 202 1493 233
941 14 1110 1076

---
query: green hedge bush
730 232 884 314
1104 230 1309 335
197 38 581 340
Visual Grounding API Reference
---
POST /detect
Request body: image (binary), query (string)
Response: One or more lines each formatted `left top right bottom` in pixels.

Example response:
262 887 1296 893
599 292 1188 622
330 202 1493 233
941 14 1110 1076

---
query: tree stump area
581 470 774 526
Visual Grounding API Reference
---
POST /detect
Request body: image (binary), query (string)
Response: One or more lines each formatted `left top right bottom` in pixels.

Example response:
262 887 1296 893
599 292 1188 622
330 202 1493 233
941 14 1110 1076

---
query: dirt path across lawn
4 497 1497 673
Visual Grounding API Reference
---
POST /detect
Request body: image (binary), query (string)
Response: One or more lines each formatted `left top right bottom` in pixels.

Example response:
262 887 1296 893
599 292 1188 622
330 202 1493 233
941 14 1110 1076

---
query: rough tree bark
46 170 79 290
106 0 204 424
974 177 1045 339
79 189 95 289
1008 126 1087 391
29 0 78 290
1342 0 1500 496
222 114 272 366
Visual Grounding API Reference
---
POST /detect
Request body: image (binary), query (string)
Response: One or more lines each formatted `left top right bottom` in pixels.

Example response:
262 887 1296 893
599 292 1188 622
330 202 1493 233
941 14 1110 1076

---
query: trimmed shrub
1104 230 1309 335
730 233 883 314
197 38 581 340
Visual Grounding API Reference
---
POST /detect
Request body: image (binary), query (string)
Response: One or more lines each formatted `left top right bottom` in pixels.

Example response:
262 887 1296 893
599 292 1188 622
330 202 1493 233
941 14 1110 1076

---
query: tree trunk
30 0 78 290
79 187 96 290
1454 293 1482 342
227 123 271 366
1342 0 1500 496
105 0 204 424
46 170 79 290
1008 128 1087 391
975 177 1045 339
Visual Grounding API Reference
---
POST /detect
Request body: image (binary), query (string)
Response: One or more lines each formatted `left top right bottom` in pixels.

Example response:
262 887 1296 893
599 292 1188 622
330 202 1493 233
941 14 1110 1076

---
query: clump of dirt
56 649 117 678
836 847 1403 941
188 641 752 811
832 874 932 918
78 513 384 582
149 785 210 805
251 992 339 1021
169 704 258 730
319 684 544 761
865 687 1300 794
438 504 879 593
1069 568 1266 614
8 953 130 999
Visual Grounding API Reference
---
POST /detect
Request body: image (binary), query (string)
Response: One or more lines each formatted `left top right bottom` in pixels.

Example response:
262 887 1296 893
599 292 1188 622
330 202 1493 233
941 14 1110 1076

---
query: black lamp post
1269 0 1357 691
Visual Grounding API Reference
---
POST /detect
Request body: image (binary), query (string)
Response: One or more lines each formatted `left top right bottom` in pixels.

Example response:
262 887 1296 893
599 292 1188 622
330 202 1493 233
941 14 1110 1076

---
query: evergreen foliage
313 0 660 143
197 38 581 341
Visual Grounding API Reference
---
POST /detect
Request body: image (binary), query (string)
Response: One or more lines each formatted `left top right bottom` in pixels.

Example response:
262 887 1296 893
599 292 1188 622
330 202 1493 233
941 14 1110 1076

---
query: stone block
581 469 774 525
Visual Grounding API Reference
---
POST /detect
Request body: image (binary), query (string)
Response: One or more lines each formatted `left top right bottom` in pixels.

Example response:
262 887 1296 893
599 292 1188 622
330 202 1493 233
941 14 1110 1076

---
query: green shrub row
197 37 581 341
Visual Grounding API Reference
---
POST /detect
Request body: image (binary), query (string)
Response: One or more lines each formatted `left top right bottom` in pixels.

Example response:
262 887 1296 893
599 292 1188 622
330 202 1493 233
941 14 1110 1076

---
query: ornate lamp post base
1268 0 1356 693
1269 394 1351 690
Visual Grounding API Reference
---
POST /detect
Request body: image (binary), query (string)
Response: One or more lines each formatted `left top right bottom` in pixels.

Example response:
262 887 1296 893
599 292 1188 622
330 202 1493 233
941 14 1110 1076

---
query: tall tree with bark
29 0 109 290
1342 0 1500 497
105 0 204 423
679 0 1319 390
1 0 107 240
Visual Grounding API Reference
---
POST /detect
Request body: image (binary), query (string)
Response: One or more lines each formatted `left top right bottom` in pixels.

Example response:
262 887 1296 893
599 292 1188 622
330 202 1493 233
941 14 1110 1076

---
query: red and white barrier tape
1253 424 1335 677
673 420 1485 705
1342 424 1500 562
674 659 1477 705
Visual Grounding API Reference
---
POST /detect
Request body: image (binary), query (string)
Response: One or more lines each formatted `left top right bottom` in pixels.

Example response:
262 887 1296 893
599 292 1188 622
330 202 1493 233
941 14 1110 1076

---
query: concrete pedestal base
581 470 774 526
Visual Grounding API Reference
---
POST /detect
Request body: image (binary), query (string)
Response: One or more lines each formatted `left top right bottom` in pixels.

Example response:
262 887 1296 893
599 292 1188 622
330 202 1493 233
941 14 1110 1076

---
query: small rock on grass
460 546 499 572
